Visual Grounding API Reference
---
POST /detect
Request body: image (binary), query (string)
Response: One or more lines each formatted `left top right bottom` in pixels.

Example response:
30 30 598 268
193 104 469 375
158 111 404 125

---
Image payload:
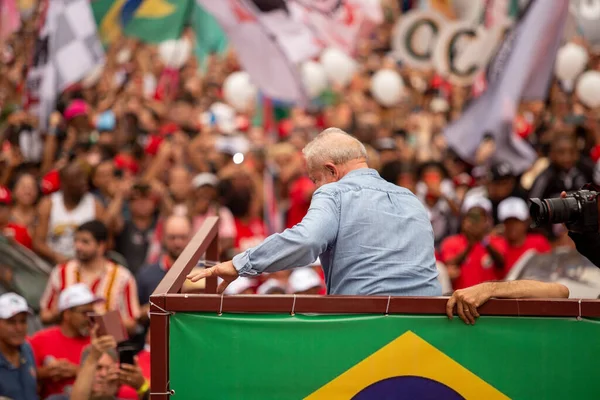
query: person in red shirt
286 175 315 229
29 283 103 399
498 197 551 277
440 196 507 290
0 186 32 249
234 216 267 252
221 176 267 252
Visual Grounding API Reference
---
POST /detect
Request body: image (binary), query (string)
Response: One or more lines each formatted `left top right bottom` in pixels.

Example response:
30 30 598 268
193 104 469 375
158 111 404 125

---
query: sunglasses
466 212 483 222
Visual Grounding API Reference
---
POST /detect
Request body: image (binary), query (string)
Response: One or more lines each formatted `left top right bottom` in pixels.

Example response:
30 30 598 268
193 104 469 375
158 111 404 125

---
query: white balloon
223 72 257 112
571 0 600 51
555 43 589 81
320 48 357 87
209 102 236 134
301 61 328 98
576 71 600 108
580 0 600 19
370 69 404 107
159 39 192 69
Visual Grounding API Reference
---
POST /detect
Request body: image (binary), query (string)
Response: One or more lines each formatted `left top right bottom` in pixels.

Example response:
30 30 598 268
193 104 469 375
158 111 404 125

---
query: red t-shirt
29 327 90 399
440 234 507 290
502 234 551 277
316 267 327 295
286 176 315 229
118 383 139 399
234 217 267 252
2 222 32 249
138 348 151 379
117 348 151 400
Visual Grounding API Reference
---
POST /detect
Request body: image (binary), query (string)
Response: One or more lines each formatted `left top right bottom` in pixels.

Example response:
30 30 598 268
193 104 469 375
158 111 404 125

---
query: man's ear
324 163 338 179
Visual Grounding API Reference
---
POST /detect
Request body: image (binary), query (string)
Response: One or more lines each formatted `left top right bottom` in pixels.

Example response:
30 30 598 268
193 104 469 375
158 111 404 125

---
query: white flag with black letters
195 0 320 104
444 0 569 173
26 0 104 129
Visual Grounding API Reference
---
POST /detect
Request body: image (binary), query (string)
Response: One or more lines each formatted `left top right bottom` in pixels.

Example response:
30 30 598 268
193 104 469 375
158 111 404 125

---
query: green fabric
92 1 227 63
273 105 290 122
169 313 600 399
251 95 265 128
508 0 521 18
92 0 191 45
190 3 228 65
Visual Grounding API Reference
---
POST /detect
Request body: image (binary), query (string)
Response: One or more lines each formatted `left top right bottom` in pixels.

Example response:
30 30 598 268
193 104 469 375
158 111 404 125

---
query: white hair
302 127 367 170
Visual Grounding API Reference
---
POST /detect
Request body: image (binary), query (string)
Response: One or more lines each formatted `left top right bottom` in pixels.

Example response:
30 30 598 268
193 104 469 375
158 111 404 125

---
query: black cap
489 162 515 181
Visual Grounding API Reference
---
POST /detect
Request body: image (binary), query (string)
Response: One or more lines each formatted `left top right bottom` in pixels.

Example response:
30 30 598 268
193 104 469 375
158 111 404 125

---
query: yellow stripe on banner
136 0 176 18
104 263 118 313
305 331 509 400
100 0 126 44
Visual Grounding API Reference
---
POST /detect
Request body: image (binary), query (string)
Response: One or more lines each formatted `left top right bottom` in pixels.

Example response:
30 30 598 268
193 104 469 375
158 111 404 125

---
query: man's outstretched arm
188 189 339 292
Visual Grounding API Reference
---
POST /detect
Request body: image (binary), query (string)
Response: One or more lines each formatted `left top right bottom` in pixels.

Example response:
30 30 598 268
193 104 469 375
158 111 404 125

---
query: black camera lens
528 198 548 224
529 197 580 226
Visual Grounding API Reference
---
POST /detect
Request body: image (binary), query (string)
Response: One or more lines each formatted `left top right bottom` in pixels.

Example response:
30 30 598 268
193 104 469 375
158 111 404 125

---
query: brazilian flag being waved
170 313 600 399
91 0 228 57
91 0 189 44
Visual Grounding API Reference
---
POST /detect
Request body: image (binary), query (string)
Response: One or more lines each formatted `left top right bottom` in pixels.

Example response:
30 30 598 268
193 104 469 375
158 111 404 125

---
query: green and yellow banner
170 313 600 399
91 0 228 56
91 0 189 44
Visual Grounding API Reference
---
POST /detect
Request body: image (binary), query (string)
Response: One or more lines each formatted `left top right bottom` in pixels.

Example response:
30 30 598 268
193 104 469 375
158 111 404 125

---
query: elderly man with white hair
189 128 441 296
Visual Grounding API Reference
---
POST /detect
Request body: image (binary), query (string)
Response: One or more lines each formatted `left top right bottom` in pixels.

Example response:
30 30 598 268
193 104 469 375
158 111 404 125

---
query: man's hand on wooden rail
187 260 239 294
447 281 570 325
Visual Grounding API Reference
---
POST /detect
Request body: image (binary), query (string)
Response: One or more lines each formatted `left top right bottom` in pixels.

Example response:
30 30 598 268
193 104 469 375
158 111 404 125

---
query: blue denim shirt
233 168 441 296
0 342 39 400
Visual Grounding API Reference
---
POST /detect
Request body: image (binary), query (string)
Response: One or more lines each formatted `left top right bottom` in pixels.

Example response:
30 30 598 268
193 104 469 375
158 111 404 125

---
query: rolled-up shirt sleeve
232 189 339 276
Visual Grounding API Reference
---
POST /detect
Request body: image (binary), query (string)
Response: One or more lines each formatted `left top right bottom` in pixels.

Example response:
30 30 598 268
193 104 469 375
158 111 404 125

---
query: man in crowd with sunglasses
30 284 103 399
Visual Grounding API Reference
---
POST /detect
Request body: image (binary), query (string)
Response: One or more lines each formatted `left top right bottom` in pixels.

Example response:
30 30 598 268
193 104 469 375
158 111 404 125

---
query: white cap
256 279 286 295
58 283 103 312
222 277 255 295
461 195 492 214
215 134 250 156
192 173 219 189
0 293 31 319
498 197 530 222
209 102 237 134
288 268 323 293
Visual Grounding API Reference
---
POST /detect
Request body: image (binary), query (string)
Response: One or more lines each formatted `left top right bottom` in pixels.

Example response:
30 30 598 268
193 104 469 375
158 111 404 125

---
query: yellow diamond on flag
305 331 510 400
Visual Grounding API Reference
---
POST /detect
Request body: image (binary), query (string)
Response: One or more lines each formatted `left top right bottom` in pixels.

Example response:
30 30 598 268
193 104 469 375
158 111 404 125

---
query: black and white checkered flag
27 0 105 129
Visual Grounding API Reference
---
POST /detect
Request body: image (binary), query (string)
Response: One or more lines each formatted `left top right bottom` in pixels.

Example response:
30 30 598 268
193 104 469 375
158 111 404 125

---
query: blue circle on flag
352 376 465 400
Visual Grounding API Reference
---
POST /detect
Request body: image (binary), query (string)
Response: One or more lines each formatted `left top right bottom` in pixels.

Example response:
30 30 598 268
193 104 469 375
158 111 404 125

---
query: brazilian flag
170 313 600 399
91 0 192 44
91 0 228 61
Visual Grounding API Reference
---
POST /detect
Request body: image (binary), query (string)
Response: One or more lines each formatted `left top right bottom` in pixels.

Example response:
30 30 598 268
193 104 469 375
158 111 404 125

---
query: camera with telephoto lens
529 190 599 233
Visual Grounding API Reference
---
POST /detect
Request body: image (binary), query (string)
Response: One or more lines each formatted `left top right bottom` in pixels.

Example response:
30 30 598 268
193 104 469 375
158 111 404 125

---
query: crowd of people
1 0 598 398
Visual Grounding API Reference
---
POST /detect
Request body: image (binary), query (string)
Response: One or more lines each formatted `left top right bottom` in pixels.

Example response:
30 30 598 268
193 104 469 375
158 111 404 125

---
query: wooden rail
150 216 219 399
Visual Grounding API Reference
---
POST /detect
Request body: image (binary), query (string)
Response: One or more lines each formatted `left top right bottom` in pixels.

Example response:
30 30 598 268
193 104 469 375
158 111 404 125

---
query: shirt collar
0 344 28 369
341 168 378 180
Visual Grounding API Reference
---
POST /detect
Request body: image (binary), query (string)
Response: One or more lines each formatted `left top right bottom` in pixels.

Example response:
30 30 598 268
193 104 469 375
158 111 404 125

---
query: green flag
91 0 191 45
190 3 228 63
170 313 600 399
